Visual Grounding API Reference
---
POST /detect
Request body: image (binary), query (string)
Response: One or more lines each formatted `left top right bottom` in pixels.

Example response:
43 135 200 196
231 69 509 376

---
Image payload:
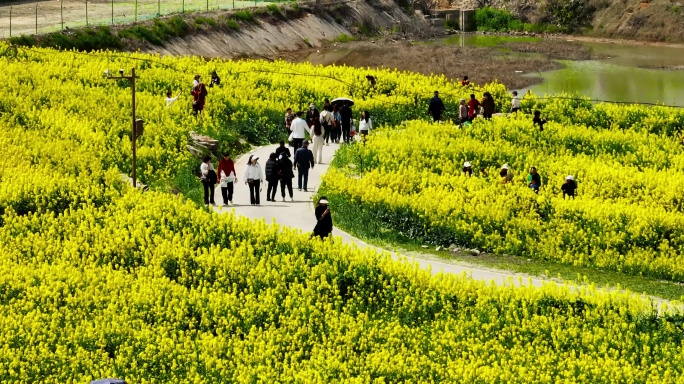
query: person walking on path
275 140 291 159
527 167 541 193
510 91 521 113
428 91 446 122
306 103 320 126
332 105 342 144
533 110 547 131
290 111 310 151
312 196 333 240
200 155 217 206
311 117 326 164
481 92 496 120
320 107 334 145
500 164 514 184
562 175 577 198
359 111 372 141
278 152 295 202
284 108 295 135
467 94 480 122
340 102 353 144
244 155 264 206
294 141 315 192
265 153 280 202
217 153 237 206
459 99 468 125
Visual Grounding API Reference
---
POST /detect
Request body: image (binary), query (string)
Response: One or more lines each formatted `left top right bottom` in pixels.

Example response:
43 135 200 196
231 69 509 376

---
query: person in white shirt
510 91 521 113
359 111 372 141
290 111 310 150
459 99 468 125
165 90 180 107
200 156 216 205
244 155 264 205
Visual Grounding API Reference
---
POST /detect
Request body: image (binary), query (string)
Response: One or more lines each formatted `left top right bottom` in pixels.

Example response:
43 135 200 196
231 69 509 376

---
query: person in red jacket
191 82 208 115
467 93 480 122
217 153 237 206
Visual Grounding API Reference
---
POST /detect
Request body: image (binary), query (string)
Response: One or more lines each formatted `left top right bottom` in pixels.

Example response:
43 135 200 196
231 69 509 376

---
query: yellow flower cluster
1 191 683 383
2 45 684 382
323 117 684 282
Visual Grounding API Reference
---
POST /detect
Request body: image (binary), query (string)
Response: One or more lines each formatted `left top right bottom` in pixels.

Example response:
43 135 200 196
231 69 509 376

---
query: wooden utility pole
107 68 142 188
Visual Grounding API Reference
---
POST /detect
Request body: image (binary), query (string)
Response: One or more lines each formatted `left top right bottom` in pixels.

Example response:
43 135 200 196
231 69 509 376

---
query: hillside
440 0 684 42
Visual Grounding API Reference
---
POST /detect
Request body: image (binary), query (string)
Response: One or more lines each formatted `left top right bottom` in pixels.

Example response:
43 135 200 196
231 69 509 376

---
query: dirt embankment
141 0 415 58
281 39 596 89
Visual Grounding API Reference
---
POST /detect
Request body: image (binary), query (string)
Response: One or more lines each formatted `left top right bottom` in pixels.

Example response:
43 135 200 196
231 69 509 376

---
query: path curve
211 142 680 309
212 142 560 287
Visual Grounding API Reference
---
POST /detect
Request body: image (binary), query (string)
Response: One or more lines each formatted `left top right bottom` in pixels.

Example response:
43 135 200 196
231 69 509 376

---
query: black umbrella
331 97 354 107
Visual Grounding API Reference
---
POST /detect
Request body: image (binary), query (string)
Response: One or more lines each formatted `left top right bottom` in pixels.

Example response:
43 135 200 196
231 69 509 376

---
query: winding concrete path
212 141 558 288
211 142 681 311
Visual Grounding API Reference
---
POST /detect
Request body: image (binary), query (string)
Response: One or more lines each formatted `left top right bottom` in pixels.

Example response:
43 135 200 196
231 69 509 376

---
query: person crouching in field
527 167 541 193
463 161 473 176
562 175 577 198
500 164 514 184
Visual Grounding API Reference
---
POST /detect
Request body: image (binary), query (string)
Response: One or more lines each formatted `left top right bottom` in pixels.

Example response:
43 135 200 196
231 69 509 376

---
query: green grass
331 217 684 302
194 16 218 27
333 33 355 43
225 18 241 31
232 10 256 23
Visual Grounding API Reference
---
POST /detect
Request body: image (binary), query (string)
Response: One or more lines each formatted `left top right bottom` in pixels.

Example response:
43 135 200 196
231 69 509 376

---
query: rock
436 246 442 251
421 245 429 249
467 249 480 256
448 243 458 250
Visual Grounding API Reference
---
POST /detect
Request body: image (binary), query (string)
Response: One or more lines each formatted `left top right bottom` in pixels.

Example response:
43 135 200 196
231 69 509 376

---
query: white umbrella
331 97 354 107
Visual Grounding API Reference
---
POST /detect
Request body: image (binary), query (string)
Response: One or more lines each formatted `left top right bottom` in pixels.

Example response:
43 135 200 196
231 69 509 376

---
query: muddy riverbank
277 37 597 89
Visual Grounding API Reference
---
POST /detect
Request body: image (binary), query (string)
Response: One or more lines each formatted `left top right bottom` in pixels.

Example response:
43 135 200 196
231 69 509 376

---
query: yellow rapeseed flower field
0 45 683 382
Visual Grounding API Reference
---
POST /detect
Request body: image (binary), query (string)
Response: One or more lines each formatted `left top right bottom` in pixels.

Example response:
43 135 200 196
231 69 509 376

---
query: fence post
135 0 138 22
111 0 114 25
206 0 209 11
35 6 38 35
86 0 89 26
158 0 160 17
9 7 11 38
182 0 185 13
61 1 64 30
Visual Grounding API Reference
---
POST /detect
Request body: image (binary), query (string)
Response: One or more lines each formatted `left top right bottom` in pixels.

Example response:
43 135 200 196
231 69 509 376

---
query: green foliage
8 35 37 47
194 16 218 27
291 2 301 13
444 18 459 30
334 15 344 24
476 7 523 31
333 33 355 43
225 18 240 31
540 0 595 32
266 3 286 19
28 27 124 51
232 10 256 23
118 17 189 46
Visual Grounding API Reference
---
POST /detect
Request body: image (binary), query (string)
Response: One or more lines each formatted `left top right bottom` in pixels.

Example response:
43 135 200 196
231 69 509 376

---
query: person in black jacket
264 152 280 202
294 141 315 192
312 196 333 240
278 152 295 202
275 140 291 159
562 175 577 198
339 102 353 144
428 91 446 122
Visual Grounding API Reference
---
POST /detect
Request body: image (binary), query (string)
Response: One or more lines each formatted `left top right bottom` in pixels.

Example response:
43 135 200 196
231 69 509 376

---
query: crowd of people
192 70 572 240
460 161 578 197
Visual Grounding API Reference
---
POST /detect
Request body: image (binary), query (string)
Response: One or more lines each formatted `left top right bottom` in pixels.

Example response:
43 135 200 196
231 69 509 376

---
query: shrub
333 33 355 43
194 16 218 27
475 7 523 32
232 10 256 23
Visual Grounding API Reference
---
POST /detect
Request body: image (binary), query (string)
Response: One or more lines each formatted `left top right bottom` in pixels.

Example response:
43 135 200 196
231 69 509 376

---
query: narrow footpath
213 141 555 288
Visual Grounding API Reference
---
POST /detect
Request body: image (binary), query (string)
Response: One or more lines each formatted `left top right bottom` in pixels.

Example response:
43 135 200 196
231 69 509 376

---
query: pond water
515 40 684 107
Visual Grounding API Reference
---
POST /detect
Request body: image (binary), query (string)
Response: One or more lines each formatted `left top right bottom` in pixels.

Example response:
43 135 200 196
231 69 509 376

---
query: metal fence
0 0 285 38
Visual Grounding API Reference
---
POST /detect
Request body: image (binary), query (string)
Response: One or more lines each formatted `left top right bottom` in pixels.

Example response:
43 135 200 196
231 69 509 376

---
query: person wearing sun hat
500 164 514 184
463 161 473 177
244 155 264 205
312 196 333 240
306 102 320 126
562 175 577 198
